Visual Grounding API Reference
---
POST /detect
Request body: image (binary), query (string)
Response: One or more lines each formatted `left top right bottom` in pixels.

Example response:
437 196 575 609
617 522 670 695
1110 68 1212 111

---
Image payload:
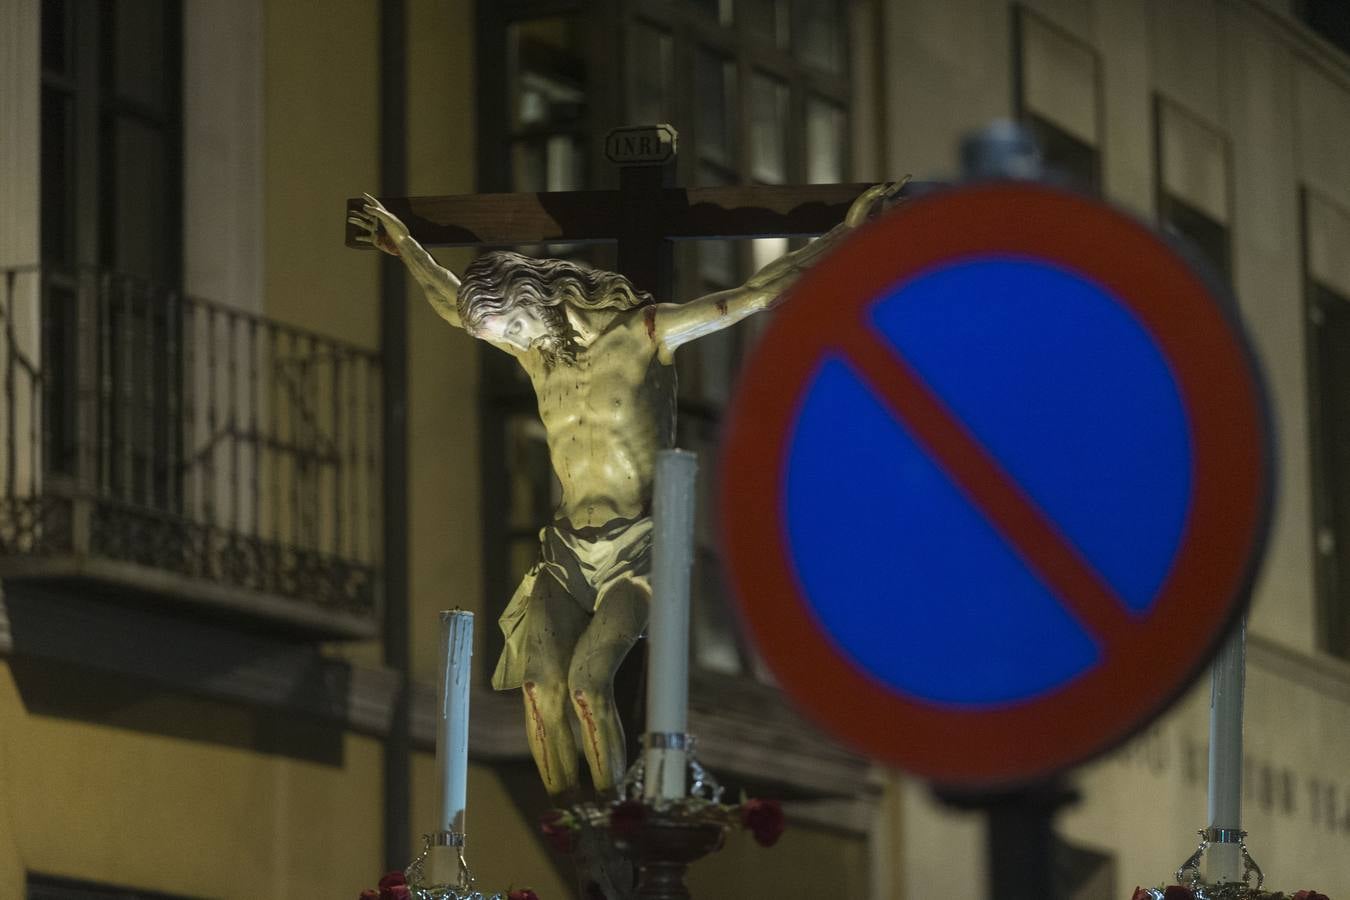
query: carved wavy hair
456 251 654 333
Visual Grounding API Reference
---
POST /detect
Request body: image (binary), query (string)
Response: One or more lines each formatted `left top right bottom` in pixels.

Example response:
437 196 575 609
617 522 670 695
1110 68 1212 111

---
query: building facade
0 0 1347 898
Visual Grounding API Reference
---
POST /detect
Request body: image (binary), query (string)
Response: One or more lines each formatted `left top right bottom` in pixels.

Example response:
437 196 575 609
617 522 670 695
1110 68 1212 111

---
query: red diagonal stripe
836 324 1142 645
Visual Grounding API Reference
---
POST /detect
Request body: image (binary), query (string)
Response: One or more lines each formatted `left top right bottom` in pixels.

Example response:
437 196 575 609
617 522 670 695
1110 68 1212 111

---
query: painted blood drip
523 682 552 783
573 690 604 768
644 306 657 340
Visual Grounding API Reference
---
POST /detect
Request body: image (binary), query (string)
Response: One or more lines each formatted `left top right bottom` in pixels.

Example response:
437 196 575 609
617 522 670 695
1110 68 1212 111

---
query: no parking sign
720 181 1272 788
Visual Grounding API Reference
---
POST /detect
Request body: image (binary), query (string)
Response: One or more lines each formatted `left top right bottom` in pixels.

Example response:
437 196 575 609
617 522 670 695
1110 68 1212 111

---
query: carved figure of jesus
350 183 899 801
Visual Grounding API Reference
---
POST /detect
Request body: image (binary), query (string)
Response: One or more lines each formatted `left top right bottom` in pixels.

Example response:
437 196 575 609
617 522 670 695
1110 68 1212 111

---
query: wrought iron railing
0 265 382 629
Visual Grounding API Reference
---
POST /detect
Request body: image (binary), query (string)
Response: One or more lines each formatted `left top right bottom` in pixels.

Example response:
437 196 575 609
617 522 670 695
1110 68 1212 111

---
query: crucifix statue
346 131 904 804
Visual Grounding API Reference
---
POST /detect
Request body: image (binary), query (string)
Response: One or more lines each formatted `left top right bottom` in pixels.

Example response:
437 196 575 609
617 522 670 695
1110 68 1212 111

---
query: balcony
0 266 381 638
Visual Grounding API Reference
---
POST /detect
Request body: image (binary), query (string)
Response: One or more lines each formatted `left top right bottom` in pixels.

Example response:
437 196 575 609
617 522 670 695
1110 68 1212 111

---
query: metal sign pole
1205 617 1247 884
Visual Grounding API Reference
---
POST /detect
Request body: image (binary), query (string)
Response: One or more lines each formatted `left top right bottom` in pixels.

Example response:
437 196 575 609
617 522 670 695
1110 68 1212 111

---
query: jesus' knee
567 667 625 789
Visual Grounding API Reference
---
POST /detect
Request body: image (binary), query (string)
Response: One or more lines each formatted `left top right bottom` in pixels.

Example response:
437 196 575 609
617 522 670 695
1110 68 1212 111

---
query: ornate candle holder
621 732 724 807
1171 828 1265 897
545 733 784 900
404 830 503 900
1128 828 1331 900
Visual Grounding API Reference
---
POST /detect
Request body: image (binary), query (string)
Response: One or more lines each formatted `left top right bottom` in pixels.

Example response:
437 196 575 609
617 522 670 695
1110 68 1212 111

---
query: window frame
1150 92 1234 282
475 0 854 684
472 1 869 779
1010 3 1104 195
1302 185 1350 658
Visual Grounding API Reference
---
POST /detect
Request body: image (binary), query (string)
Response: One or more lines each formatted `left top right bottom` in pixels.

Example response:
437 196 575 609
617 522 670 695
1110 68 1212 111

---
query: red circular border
719 182 1271 788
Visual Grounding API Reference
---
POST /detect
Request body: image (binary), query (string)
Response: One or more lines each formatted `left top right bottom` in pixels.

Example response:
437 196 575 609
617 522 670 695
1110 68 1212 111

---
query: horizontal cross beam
345 183 900 249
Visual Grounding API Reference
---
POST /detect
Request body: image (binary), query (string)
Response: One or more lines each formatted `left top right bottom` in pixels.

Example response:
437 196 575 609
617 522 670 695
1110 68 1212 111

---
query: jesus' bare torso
351 183 900 801
529 309 675 529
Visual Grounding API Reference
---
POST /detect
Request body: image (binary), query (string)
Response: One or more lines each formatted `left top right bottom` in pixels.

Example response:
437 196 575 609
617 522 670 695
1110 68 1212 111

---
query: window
1153 95 1232 281
40 0 183 507
645 0 850 679
477 5 595 668
1298 0 1350 58
1303 188 1350 658
478 0 850 679
41 0 183 280
1012 5 1102 194
13 1 380 624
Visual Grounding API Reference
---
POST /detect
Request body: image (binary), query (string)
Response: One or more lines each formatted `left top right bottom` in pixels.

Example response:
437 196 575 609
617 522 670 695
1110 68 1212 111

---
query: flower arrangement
539 795 786 852
357 870 541 900
1131 886 1330 900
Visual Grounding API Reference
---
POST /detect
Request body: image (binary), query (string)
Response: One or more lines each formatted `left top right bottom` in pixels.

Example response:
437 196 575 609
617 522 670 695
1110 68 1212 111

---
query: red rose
359 891 380 900
1130 887 1153 900
1162 887 1195 900
610 799 648 838
381 888 411 900
741 798 786 848
1293 892 1330 900
508 890 541 900
377 872 407 889
539 809 577 853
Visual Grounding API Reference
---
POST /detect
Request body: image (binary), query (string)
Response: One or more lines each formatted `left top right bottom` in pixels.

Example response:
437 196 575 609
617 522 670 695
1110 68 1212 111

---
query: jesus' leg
567 575 650 794
517 573 589 802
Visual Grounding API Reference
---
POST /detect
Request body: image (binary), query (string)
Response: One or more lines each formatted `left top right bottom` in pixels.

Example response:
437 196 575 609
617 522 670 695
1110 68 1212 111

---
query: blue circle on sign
784 256 1192 708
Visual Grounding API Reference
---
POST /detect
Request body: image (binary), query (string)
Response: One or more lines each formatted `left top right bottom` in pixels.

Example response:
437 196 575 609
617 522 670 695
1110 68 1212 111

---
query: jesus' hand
844 179 909 228
348 193 409 256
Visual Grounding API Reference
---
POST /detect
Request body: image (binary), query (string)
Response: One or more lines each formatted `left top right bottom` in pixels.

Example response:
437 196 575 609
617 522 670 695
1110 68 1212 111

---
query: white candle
1205 615 1246 884
437 609 474 834
644 449 698 801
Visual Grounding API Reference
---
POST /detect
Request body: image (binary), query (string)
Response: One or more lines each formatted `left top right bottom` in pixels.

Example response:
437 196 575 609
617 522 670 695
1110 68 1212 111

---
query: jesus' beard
533 314 583 370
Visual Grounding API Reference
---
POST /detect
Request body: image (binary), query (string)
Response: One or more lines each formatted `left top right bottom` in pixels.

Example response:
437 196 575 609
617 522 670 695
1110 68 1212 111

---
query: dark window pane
689 0 728 23
105 117 169 281
743 0 789 47
678 325 737 409
628 21 673 125
41 0 69 74
691 168 739 290
509 17 585 131
693 544 743 674
40 86 74 265
1027 113 1100 196
42 282 79 476
511 135 585 192
1161 194 1231 281
506 414 555 531
797 0 843 73
806 95 845 183
112 0 168 112
748 72 788 183
695 48 735 169
1313 282 1350 657
1300 0 1350 58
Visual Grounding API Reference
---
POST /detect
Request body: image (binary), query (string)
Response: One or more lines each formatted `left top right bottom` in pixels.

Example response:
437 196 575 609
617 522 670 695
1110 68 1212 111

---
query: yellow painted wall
689 823 871 899
404 0 485 685
262 0 382 672
0 659 384 897
262 0 380 350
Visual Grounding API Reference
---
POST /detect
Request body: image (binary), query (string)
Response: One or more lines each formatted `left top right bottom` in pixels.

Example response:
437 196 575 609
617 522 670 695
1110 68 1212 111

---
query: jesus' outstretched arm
648 179 907 361
349 193 463 329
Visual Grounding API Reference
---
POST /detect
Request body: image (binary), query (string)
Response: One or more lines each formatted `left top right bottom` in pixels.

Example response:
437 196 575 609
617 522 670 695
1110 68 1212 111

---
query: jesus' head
457 251 653 366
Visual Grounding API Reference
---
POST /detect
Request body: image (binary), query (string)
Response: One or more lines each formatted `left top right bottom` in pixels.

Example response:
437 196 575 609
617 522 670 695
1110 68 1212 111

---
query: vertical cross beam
609 125 679 298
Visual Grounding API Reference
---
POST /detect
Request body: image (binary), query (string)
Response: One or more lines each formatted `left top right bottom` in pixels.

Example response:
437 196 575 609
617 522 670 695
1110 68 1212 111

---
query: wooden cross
345 124 909 297
342 122 905 775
